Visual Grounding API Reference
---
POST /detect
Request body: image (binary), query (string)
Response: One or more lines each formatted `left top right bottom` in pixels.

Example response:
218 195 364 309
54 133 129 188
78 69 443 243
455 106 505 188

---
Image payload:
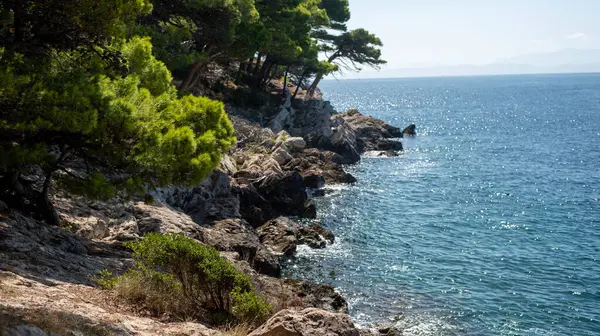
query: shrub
113 233 271 323
113 265 191 318
94 269 117 289
230 288 272 323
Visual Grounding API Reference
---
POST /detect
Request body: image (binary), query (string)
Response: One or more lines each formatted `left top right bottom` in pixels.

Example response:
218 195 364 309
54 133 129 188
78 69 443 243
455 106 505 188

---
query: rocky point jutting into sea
0 89 413 336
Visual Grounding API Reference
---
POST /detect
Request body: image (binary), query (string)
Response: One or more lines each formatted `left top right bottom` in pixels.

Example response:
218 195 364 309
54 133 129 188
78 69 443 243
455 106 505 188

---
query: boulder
331 109 404 155
249 308 360 336
302 200 317 219
299 223 334 248
284 149 354 185
258 217 300 256
330 122 361 164
234 183 275 228
336 108 403 139
242 154 283 176
162 171 240 225
2 325 61 336
302 172 326 189
269 105 295 133
272 147 293 166
198 218 281 277
285 137 307 151
67 216 109 240
275 131 307 152
402 124 416 136
343 173 358 184
254 171 309 219
375 139 403 151
291 99 336 148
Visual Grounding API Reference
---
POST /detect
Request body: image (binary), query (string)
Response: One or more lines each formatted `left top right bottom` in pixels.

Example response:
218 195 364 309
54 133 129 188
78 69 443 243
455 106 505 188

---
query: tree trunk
255 56 272 88
39 170 59 226
292 71 307 100
307 52 340 97
246 56 255 73
235 62 245 84
188 64 206 90
252 53 263 76
178 61 202 91
307 73 324 97
282 65 290 96
261 63 276 88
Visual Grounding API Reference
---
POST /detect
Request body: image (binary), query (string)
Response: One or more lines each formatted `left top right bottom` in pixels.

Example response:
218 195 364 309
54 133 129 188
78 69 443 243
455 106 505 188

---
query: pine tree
0 1 235 224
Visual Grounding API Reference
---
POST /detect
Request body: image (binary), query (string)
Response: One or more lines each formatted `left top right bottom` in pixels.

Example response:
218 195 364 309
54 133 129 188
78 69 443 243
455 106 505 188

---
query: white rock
249 308 360 336
271 147 293 165
285 137 306 151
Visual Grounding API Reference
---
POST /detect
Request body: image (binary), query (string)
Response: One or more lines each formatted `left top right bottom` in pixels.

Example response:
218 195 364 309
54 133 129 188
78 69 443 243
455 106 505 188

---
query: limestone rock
132 202 203 236
331 109 404 156
69 217 109 240
272 147 293 166
161 171 240 225
269 105 295 133
335 108 403 140
234 183 276 228
284 149 354 185
330 121 361 164
218 154 238 175
198 218 280 277
291 99 336 148
242 154 283 176
258 217 300 256
285 137 307 151
249 308 360 336
235 169 311 227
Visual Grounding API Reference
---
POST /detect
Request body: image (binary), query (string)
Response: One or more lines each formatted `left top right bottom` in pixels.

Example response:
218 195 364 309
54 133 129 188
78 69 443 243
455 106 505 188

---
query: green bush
113 264 190 318
231 288 272 323
94 269 118 289
117 233 271 323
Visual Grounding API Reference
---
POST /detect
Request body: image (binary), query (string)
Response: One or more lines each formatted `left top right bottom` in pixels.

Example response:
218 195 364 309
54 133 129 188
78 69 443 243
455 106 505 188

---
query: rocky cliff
0 97 409 336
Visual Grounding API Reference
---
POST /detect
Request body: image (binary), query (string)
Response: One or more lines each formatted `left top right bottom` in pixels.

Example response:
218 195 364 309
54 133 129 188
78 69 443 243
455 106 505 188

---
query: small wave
389 265 410 272
294 239 352 259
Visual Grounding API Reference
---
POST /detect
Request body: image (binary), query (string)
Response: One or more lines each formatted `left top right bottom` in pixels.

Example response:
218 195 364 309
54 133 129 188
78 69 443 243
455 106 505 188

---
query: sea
282 73 600 335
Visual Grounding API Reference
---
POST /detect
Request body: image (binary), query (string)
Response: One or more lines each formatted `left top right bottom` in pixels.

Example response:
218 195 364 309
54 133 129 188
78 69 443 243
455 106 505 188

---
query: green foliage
122 233 270 323
94 269 118 289
230 288 272 323
113 264 190 318
0 33 235 215
0 0 153 53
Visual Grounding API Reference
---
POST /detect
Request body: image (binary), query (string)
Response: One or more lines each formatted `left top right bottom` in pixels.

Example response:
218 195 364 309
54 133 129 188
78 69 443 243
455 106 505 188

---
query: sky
339 0 600 77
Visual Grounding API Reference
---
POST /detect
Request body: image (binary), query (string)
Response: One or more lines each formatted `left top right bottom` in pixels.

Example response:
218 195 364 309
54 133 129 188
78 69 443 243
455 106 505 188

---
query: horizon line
325 71 600 81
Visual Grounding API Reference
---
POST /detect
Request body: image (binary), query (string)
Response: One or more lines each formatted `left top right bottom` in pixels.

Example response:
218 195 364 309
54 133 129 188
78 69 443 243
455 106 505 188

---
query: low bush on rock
96 233 271 325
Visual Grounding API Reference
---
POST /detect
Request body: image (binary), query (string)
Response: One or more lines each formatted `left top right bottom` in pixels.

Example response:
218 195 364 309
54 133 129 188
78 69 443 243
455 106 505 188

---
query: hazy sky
343 0 600 74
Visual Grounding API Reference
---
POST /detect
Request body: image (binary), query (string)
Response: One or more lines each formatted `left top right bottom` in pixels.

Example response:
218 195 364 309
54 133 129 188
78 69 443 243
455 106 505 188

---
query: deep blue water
283 74 600 335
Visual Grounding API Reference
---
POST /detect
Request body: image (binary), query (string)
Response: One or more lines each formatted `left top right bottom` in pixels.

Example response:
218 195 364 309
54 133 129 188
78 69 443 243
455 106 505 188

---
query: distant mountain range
352 49 600 78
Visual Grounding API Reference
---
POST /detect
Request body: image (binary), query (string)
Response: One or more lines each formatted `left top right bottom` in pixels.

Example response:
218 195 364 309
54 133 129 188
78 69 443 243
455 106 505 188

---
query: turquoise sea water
283 74 600 335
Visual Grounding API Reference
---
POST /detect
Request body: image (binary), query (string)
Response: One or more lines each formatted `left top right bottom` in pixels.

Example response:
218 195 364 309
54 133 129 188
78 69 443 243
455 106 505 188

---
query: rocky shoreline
0 96 410 335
